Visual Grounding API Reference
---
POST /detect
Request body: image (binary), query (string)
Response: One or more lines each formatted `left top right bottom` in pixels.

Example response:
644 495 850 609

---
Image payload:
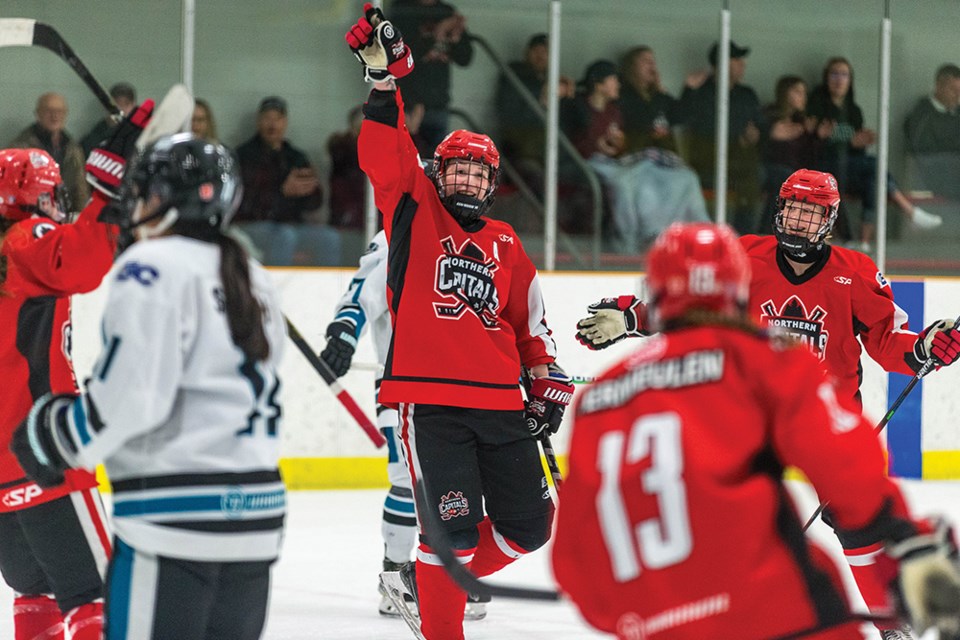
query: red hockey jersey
358 89 556 409
742 235 918 405
553 326 911 639
0 194 115 510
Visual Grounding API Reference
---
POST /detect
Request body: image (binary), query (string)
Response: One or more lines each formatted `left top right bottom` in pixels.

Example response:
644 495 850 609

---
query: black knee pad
441 525 480 551
494 511 554 552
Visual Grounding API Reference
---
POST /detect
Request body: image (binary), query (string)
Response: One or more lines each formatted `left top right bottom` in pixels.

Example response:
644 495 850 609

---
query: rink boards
71 267 960 487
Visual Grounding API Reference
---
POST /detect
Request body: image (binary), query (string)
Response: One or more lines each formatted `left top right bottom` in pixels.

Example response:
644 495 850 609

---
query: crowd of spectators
9 5 957 264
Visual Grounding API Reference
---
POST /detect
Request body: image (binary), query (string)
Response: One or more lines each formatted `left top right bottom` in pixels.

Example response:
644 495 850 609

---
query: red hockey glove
914 318 960 368
85 100 155 199
345 3 414 83
576 295 649 350
886 517 960 638
525 370 574 437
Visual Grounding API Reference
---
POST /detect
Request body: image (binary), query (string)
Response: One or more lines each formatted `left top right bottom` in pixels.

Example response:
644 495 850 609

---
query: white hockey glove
576 296 649 350
887 517 960 638
344 3 414 83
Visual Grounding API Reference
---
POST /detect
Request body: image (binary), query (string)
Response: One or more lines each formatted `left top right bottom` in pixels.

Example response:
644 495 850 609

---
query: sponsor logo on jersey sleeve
759 295 829 360
116 261 160 286
876 271 889 288
433 236 501 328
32 222 56 239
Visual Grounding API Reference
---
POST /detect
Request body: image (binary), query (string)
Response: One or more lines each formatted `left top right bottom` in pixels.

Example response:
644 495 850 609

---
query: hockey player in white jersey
320 230 487 620
11 133 287 640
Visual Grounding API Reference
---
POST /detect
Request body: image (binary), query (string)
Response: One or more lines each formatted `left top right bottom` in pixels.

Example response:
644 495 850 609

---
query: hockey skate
379 563 425 640
379 560 419 618
465 591 490 620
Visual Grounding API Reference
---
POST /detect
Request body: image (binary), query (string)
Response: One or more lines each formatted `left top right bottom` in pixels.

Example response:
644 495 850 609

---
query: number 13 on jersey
596 412 693 582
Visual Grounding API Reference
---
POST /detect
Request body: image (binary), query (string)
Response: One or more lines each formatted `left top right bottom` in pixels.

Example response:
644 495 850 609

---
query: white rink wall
70 267 960 480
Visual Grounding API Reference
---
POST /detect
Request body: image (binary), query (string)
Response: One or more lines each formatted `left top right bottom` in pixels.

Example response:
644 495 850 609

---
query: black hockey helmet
110 133 241 236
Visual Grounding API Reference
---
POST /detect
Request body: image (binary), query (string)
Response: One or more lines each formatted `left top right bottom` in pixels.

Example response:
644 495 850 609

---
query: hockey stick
415 477 562 601
284 317 386 448
802 316 960 532
0 19 119 118
135 84 194 152
519 367 563 492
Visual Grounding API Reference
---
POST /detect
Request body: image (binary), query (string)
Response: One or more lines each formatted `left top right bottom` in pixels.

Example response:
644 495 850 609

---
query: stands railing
465 32 605 269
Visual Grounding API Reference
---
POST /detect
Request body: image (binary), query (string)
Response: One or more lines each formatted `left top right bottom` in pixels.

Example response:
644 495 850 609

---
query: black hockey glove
914 318 960 368
887 517 960 638
320 320 358 378
524 369 575 437
85 99 155 200
576 295 650 350
10 393 81 489
345 2 414 83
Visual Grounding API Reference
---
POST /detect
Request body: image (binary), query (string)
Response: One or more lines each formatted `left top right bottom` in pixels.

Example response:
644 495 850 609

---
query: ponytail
217 233 270 361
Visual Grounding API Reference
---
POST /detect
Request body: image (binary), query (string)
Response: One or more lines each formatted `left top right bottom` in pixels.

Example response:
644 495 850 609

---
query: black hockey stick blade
0 19 119 118
415 478 561 601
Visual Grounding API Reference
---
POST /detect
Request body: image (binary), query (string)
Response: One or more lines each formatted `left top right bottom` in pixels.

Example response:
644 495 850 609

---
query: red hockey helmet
646 222 751 328
0 148 65 222
775 169 840 257
432 129 500 224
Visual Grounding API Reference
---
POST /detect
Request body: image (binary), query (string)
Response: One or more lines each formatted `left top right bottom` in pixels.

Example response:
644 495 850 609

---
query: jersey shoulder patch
31 221 56 239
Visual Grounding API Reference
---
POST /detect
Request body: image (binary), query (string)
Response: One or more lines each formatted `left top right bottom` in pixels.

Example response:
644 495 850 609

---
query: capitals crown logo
434 236 500 329
759 295 829 359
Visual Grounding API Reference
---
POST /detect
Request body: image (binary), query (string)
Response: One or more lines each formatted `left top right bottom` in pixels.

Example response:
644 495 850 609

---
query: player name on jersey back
580 349 724 414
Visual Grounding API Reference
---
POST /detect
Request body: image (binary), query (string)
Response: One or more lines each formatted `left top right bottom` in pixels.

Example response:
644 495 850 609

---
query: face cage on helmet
774 197 836 257
18 183 70 222
434 159 498 223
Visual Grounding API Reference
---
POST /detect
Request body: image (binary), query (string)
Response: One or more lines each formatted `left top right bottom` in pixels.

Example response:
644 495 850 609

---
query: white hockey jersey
65 236 287 562
329 230 396 429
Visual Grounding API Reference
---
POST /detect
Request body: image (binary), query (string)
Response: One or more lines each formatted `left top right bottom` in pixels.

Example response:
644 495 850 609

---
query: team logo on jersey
433 236 500 328
117 261 160 286
32 222 56 239
222 487 246 520
759 295 829 360
438 490 469 520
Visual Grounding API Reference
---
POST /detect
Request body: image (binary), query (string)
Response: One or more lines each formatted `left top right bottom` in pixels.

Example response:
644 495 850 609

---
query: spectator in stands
233 96 340 265
190 98 220 143
904 64 960 201
760 75 830 231
80 82 137 155
808 56 942 250
391 0 473 150
676 41 763 235
619 46 679 154
562 59 708 252
9 92 89 212
327 106 366 230
495 33 574 183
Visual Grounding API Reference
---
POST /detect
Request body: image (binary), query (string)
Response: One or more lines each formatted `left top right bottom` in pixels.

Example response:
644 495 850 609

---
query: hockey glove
576 295 650 350
914 318 960 368
887 517 960 638
345 3 414 83
525 369 575 437
319 320 358 378
85 100 155 200
10 393 81 489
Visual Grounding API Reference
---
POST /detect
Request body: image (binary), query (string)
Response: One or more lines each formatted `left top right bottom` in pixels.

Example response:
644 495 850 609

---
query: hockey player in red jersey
555 222 960 640
346 5 574 639
0 102 152 640
575 169 960 639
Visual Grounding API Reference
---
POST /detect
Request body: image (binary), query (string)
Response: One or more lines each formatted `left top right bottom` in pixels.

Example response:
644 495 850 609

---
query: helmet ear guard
432 129 500 225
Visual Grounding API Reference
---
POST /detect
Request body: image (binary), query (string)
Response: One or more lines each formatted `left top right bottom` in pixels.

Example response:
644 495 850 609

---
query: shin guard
844 542 898 630
469 517 527 578
416 544 472 640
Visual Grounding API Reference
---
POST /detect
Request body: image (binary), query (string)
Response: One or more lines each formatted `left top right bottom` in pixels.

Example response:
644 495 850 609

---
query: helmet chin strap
133 206 179 241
